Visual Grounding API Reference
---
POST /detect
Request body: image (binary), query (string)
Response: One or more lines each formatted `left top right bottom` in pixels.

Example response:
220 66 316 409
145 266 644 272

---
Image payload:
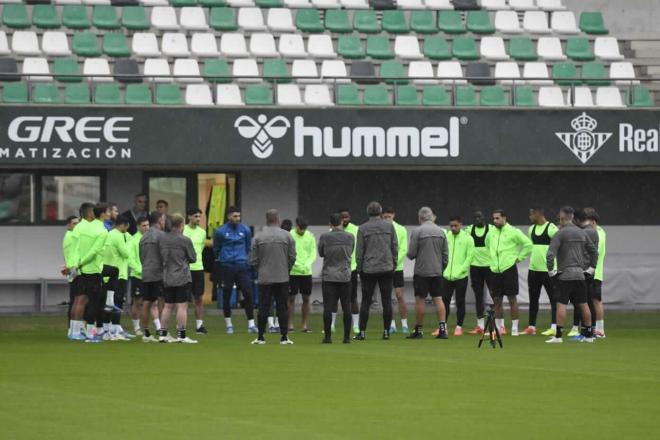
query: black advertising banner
0 106 658 168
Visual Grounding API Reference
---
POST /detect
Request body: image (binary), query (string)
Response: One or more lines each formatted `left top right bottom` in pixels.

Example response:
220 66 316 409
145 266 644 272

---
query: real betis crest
555 113 613 164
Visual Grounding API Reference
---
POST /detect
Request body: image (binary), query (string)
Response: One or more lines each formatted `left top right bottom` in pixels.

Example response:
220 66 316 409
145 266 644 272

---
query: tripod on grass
478 306 503 349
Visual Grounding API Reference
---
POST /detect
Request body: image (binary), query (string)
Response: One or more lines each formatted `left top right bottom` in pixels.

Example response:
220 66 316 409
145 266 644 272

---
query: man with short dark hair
442 216 474 336
101 215 131 340
159 213 198 343
156 199 172 232
213 206 257 334
382 207 409 335
288 216 317 333
122 193 147 235
128 215 149 335
488 209 533 336
545 206 598 344
184 208 208 334
139 211 166 342
318 213 354 344
250 209 297 345
406 207 449 340
62 215 80 339
355 201 398 341
104 202 119 231
339 208 360 334
585 207 606 338
467 210 493 335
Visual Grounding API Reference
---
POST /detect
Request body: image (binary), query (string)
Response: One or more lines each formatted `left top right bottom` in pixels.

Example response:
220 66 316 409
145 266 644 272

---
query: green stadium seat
630 86 654 107
64 83 90 104
210 8 238 31
73 32 101 57
63 5 90 30
422 85 449 106
32 5 61 29
509 37 537 61
380 60 408 85
566 37 595 62
514 86 536 107
553 63 579 85
256 0 282 7
155 84 183 105
439 11 465 34
480 85 509 106
337 35 365 59
366 36 393 59
296 9 323 33
410 11 437 34
3 4 30 29
395 86 419 106
103 33 130 57
93 6 120 30
336 84 360 105
94 83 122 105
382 10 409 34
33 83 61 104
582 62 610 86
263 59 291 83
53 58 82 83
580 12 608 35
245 84 273 105
200 0 226 6
122 6 150 31
353 10 380 34
467 11 495 34
423 36 451 60
452 37 479 60
3 82 28 103
203 59 231 83
325 9 352 33
456 85 477 106
364 85 390 106
171 0 198 6
125 84 152 105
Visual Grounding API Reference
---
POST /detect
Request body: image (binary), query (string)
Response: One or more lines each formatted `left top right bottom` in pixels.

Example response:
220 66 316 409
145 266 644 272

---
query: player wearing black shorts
62 215 80 338
339 209 360 334
383 207 409 334
184 208 208 334
128 215 149 335
288 217 317 333
442 216 474 336
139 211 167 342
467 211 493 335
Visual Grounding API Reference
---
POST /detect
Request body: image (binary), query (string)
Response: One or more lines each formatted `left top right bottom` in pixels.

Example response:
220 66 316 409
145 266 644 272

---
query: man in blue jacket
213 206 257 334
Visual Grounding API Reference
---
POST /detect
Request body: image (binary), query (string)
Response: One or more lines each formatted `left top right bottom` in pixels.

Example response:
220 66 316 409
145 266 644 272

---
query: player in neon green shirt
487 209 533 336
184 208 209 334
101 215 131 340
585 207 607 338
63 215 80 338
442 216 474 336
526 208 559 336
383 207 410 334
466 211 493 334
288 217 317 332
340 208 360 334
128 215 149 335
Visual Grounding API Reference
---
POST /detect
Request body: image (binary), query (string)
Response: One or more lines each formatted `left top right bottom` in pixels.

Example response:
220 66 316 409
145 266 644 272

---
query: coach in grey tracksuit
545 206 598 340
250 209 296 342
318 213 355 343
138 211 166 338
355 201 398 339
406 207 449 338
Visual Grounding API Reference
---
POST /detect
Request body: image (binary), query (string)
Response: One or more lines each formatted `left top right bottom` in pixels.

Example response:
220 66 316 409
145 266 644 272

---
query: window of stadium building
148 177 187 215
0 173 33 224
41 176 101 222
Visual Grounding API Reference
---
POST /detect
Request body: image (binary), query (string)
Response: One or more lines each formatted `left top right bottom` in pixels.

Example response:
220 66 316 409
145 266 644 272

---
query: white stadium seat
143 58 171 82
596 87 625 107
304 84 333 105
161 33 190 57
140 0 168 5
228 0 255 6
180 7 208 31
12 31 40 56
308 35 336 58
537 37 566 60
250 33 278 57
610 62 639 84
233 58 260 82
481 0 509 10
495 11 523 33
185 84 213 105
277 84 303 105
537 0 565 11
569 87 594 107
173 58 202 83
132 33 160 57
437 61 465 84
397 0 426 9
594 37 624 61
340 0 369 8
220 33 249 57
424 0 453 9
481 36 509 60
23 57 51 81
494 62 521 84
267 9 295 32
55 0 84 4
284 0 312 8
551 11 580 34
409 61 436 84
292 59 319 82
42 31 71 56
509 0 537 10
538 86 567 107
191 33 220 57
279 34 307 58
321 60 348 83
312 0 340 8
0 32 9 56
216 84 244 106
238 8 266 31
523 11 551 34
83 58 112 82
151 7 179 30
523 62 552 84
84 0 110 4
394 36 423 60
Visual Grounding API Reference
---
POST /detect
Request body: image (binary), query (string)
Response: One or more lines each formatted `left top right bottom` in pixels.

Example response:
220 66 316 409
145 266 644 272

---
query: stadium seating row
0 81 652 107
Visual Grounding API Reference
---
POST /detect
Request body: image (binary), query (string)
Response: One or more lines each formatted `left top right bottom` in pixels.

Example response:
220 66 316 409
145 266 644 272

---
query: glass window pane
0 174 33 224
41 176 101 221
149 177 186 215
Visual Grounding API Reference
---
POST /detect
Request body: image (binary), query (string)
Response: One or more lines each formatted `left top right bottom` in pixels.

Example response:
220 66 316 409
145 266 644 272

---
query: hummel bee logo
556 113 612 164
234 115 290 159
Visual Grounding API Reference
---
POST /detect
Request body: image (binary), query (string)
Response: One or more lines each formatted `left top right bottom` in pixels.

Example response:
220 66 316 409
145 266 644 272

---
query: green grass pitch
1 311 659 440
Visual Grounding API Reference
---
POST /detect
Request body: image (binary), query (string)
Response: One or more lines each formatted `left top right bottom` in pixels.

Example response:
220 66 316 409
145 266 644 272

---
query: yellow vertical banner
207 184 227 238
